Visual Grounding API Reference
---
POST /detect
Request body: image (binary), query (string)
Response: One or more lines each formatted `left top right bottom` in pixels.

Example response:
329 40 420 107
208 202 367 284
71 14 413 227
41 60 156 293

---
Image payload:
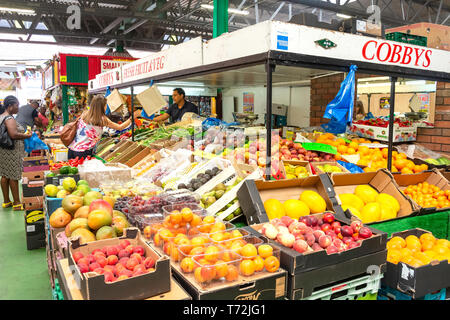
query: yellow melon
380 206 396 221
360 202 382 223
354 185 379 204
264 199 285 220
341 205 362 219
299 190 326 214
339 193 364 211
376 193 400 214
283 199 310 219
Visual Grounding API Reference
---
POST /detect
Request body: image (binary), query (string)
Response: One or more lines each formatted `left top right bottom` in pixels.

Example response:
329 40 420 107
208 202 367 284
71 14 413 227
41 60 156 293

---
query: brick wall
417 81 450 155
310 73 345 126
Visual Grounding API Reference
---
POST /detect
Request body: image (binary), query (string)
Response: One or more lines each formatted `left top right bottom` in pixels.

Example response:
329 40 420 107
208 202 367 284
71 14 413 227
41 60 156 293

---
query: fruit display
424 157 450 166
50 156 91 171
177 166 222 192
101 180 162 199
259 213 374 254
44 178 91 198
338 185 401 223
283 163 310 179
216 198 242 221
49 194 130 243
353 118 413 128
72 239 156 283
314 164 344 173
402 182 450 209
279 139 335 162
263 190 328 220
314 133 428 173
200 182 235 209
386 233 450 267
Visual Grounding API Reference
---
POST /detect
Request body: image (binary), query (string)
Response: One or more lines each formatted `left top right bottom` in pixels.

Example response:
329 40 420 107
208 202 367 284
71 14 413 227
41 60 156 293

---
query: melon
263 199 285 220
354 185 379 204
299 190 326 214
339 193 364 211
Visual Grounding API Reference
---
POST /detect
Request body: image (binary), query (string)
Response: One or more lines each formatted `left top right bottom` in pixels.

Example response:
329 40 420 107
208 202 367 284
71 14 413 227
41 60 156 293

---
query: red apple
341 226 354 238
322 213 335 224
359 227 373 239
331 221 341 230
342 237 353 245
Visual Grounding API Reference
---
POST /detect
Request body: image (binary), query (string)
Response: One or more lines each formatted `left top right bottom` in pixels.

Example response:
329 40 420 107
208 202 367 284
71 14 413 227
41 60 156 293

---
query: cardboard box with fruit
281 160 313 179
329 170 420 224
310 162 349 175
68 228 171 300
383 228 450 299
393 169 450 213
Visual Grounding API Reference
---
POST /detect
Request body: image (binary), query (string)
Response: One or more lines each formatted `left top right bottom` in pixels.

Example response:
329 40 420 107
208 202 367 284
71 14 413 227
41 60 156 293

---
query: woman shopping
0 96 32 211
68 94 141 160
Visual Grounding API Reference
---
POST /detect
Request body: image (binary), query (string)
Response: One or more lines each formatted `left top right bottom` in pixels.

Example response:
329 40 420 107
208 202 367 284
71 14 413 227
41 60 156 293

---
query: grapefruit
283 199 310 219
339 193 364 211
360 202 382 223
376 193 400 214
299 190 326 214
263 199 285 220
354 185 379 204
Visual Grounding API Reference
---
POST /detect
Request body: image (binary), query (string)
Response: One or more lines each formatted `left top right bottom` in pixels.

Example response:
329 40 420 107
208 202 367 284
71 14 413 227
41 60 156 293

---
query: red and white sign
97 67 122 88
100 59 131 73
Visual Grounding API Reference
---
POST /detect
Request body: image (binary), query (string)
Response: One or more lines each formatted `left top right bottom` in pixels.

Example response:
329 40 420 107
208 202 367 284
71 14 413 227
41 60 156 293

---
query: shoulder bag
0 116 15 150
60 118 80 147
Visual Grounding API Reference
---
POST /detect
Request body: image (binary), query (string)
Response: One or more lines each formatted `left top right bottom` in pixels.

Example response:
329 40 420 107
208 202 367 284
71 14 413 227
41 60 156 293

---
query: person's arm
104 110 141 131
153 113 170 122
5 118 32 140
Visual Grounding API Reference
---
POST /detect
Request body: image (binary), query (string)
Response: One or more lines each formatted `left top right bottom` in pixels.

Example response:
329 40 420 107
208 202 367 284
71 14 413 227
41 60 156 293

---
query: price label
301 143 337 155
60 75 67 82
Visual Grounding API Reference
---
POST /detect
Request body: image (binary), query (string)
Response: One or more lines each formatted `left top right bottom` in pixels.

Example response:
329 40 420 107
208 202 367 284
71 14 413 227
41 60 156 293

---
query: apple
341 226 354 238
342 237 353 245
293 239 309 253
348 242 361 249
351 221 363 233
311 243 323 252
359 227 373 239
325 229 336 238
318 235 332 248
352 233 360 241
322 213 335 224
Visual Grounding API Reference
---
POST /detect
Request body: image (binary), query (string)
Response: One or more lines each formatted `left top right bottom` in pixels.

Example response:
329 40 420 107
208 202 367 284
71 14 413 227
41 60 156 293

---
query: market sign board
43 66 54 90
269 21 449 74
96 66 122 89
100 59 132 73
121 37 203 84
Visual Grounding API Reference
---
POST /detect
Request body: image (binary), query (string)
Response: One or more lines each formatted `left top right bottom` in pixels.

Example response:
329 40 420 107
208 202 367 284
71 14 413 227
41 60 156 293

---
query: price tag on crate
301 143 337 155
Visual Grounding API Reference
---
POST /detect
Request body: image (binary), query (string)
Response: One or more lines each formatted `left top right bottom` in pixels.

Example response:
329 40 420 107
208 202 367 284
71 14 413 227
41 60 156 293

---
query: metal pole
213 0 229 38
387 77 397 172
266 60 275 179
131 86 135 142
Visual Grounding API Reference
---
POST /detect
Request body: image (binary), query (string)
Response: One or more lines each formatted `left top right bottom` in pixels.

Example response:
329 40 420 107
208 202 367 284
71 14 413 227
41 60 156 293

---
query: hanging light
201 4 250 16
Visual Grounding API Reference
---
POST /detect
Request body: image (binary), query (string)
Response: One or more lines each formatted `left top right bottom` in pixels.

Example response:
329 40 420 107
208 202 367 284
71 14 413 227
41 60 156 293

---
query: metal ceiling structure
0 0 448 53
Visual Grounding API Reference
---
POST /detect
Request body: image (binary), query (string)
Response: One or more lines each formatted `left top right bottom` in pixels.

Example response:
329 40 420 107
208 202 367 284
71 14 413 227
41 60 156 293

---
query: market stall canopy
89 20 450 93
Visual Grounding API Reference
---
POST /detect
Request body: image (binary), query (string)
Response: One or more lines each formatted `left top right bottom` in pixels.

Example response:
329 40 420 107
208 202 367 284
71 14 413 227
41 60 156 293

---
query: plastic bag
323 65 358 124
24 132 49 153
337 160 364 173
321 119 348 134
364 112 375 120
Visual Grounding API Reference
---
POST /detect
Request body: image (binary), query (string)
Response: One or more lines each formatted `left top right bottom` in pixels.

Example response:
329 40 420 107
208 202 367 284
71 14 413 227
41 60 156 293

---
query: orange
408 258 423 268
419 233 436 244
432 245 450 255
203 216 215 225
405 235 421 250
240 244 258 258
399 248 413 259
225 265 239 282
387 249 402 264
388 236 406 249
335 152 342 161
400 255 414 264
258 244 274 258
413 165 423 173
190 214 202 227
337 145 348 154
214 260 229 279
421 240 435 251
335 138 346 146
264 256 280 273
397 153 407 159
359 146 369 156
436 239 450 248
401 167 413 174
405 161 415 171
423 250 438 260
349 142 359 151
239 259 256 276
395 159 407 170
414 252 433 265
253 256 265 272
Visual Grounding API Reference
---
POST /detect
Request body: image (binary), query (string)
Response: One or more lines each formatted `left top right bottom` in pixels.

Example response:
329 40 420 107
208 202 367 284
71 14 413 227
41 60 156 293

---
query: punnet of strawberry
354 118 412 128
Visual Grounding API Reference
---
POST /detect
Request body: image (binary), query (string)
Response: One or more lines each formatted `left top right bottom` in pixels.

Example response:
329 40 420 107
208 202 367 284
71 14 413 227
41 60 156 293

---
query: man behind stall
153 88 199 124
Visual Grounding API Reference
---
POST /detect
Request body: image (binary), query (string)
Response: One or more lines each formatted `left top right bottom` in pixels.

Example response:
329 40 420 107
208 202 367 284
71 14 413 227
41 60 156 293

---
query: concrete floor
0 202 52 300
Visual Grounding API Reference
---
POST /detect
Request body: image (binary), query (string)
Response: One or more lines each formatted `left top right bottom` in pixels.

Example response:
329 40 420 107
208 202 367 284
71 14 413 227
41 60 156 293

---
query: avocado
59 166 70 175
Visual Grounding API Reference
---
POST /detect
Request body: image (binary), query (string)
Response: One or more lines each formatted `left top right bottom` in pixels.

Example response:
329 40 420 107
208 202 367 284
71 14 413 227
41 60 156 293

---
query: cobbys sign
362 40 432 68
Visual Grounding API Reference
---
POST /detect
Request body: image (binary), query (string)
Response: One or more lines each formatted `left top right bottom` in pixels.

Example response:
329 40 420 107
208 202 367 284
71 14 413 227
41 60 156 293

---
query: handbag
0 116 14 150
60 118 80 147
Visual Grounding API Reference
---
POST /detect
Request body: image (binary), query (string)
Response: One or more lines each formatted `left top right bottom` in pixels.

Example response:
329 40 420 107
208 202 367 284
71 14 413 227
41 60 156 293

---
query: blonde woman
68 95 141 160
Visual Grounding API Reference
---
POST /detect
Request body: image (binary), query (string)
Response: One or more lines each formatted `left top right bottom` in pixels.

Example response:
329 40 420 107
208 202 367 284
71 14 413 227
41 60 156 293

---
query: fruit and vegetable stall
24 21 450 301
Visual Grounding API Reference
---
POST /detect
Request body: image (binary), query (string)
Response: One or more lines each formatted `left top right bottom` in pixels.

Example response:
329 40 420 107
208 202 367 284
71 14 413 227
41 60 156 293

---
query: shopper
0 95 32 211
354 100 366 121
153 88 199 124
38 105 49 129
16 100 43 130
68 95 141 160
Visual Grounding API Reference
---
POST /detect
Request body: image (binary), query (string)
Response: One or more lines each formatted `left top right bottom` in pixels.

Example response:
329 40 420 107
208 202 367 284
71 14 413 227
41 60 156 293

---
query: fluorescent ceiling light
0 7 36 15
201 4 249 16
336 13 352 19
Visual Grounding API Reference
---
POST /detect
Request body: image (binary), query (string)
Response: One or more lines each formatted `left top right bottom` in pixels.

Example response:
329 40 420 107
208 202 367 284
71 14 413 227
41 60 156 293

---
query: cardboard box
310 161 349 175
237 175 337 226
22 171 45 182
98 140 130 160
287 249 387 299
104 141 136 162
23 155 49 167
392 169 450 214
22 180 45 197
68 228 171 300
57 257 191 300
349 123 417 143
172 262 287 300
381 228 450 299
114 145 145 165
329 169 420 222
23 196 44 211
125 147 153 168
245 213 388 275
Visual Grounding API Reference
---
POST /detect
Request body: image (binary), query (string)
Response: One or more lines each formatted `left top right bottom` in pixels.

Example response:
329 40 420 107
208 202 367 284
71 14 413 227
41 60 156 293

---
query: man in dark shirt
16 100 43 129
153 88 199 124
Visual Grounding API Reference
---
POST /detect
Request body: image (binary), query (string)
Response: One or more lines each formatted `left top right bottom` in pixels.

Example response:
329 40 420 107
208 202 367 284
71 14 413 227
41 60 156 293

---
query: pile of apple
260 213 374 255
279 139 335 162
72 239 156 283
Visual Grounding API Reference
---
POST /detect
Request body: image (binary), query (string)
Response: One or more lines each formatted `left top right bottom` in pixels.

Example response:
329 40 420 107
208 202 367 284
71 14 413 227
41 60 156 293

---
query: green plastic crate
370 210 450 240
386 32 427 47
52 279 64 300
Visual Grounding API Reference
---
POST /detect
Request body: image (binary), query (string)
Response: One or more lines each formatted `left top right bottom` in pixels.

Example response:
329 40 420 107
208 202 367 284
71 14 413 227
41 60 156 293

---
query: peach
130 253 143 264
240 244 258 258
77 257 89 266
77 263 89 273
264 256 280 272
276 225 290 234
118 249 130 259
313 230 326 242
114 264 126 276
261 223 278 240
311 243 324 252
180 257 195 273
143 257 156 269
239 259 256 276
119 269 133 277
73 251 84 263
319 235 332 248
133 269 147 277
214 260 229 279
204 245 220 263
257 244 273 259
326 245 339 254
253 256 265 272
200 265 216 282
117 275 129 281
133 246 145 256
103 265 115 273
95 256 108 268
277 232 295 248
89 262 101 272
133 264 146 273
107 255 118 265
225 265 239 282
305 233 316 247
280 216 294 227
293 239 309 253
86 255 96 264
106 246 119 257
125 245 135 255
194 267 206 283
119 239 131 249
118 257 130 267
93 268 105 274
104 271 115 283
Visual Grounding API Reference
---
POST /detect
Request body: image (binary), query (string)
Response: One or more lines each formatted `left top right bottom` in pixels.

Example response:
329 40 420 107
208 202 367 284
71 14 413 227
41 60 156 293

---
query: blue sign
277 34 288 50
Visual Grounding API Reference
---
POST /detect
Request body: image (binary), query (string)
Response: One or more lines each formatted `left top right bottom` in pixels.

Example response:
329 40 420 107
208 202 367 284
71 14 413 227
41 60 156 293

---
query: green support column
62 85 69 124
213 0 228 38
